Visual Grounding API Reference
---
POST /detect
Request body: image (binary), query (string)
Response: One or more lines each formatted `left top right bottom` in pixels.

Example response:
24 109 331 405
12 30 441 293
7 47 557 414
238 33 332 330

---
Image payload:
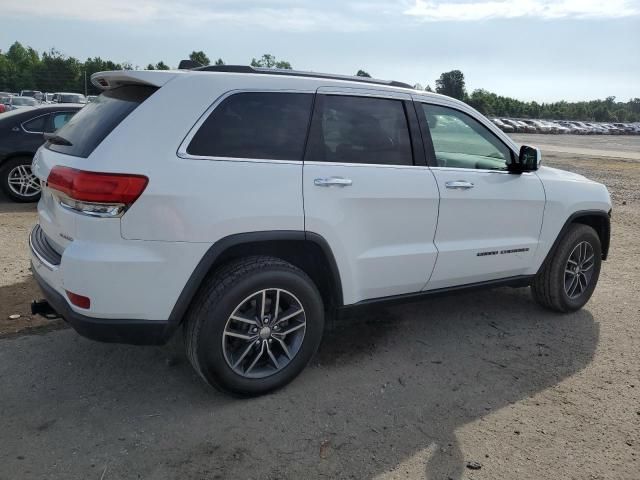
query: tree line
1 42 638 122
430 69 640 123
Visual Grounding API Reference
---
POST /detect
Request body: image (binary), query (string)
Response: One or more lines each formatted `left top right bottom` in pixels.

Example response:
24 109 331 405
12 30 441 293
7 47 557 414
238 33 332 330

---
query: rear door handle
445 180 474 190
314 177 353 187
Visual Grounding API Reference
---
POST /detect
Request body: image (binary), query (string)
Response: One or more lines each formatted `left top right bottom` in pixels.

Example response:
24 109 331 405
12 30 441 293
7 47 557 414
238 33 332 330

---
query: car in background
52 92 87 104
523 119 553 134
0 105 81 202
612 123 633 134
20 90 43 102
558 121 588 134
501 118 526 133
514 120 537 133
42 93 55 103
549 121 571 134
87 95 98 103
5 96 38 110
586 123 608 134
491 118 514 133
601 123 623 135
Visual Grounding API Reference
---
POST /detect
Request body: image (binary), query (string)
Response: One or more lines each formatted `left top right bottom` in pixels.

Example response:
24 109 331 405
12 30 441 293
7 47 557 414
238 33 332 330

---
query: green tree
425 84 433 92
155 61 170 70
356 69 371 77
435 70 466 100
250 54 292 69
189 50 210 66
214 58 225 66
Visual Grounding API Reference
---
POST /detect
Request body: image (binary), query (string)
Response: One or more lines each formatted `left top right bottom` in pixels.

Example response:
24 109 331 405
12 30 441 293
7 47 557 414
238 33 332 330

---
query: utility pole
84 70 87 97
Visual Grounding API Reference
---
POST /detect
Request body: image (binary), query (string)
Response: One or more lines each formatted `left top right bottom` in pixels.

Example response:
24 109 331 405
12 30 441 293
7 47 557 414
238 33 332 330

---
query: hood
536 165 594 183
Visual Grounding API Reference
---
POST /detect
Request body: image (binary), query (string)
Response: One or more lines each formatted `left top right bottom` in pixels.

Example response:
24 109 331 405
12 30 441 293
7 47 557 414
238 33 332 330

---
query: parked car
5 96 38 110
558 121 587 134
515 120 537 133
52 92 87 104
87 95 98 103
586 123 608 134
601 123 623 135
523 119 552 134
20 90 43 102
501 118 526 133
29 66 611 396
549 121 571 134
490 118 514 133
0 105 81 202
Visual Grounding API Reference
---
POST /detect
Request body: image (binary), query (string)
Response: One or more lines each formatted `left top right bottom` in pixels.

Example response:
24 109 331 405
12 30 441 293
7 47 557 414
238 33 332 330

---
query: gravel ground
0 136 638 479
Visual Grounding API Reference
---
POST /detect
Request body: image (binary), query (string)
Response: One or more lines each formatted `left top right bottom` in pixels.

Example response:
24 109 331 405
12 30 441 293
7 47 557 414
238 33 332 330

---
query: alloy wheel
222 288 306 379
564 241 595 299
7 164 41 198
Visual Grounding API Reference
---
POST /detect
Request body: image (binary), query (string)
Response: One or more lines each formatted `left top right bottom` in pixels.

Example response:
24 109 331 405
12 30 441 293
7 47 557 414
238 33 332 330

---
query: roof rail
181 63 412 89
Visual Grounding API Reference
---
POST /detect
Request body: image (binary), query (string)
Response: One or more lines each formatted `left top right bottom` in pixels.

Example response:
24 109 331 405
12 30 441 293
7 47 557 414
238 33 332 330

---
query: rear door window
186 92 313 160
22 114 48 133
47 85 157 158
305 95 413 166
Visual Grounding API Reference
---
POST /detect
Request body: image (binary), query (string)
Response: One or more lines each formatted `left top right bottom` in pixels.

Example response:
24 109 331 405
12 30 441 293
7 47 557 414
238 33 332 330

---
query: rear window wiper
44 133 73 146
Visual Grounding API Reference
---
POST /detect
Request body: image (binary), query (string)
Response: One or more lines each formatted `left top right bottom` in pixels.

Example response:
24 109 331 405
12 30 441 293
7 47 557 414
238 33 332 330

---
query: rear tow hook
31 300 61 319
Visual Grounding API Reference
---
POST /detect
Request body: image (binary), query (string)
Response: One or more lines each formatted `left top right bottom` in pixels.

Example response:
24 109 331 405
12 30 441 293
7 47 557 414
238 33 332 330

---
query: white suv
29 66 611 396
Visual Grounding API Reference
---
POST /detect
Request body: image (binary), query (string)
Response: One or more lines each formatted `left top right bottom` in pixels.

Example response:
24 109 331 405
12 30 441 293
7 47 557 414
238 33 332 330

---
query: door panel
305 162 439 303
414 101 546 290
303 91 439 304
426 168 545 289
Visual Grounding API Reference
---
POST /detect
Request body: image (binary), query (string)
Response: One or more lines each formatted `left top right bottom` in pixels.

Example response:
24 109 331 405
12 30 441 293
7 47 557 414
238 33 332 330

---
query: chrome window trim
176 88 314 163
21 110 75 135
20 113 49 134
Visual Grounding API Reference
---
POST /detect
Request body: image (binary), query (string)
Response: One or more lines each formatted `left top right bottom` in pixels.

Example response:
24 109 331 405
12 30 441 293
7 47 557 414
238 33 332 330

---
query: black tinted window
306 95 413 166
47 85 157 158
187 92 313 160
23 115 47 133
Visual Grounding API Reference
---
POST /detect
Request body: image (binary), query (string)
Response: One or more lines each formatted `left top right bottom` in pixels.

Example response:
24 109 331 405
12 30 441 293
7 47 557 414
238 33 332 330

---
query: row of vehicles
492 117 640 135
0 90 92 113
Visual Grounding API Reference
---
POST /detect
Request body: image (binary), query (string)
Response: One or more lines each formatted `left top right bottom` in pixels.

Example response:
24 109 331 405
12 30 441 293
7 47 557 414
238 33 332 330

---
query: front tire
184 256 324 396
532 224 602 312
0 157 41 202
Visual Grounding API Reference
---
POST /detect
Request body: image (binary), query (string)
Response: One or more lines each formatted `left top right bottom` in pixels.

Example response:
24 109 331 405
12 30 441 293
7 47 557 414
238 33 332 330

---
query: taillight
47 166 148 217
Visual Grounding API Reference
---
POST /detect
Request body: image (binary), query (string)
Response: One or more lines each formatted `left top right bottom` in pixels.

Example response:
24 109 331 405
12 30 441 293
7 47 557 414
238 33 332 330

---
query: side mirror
511 145 541 172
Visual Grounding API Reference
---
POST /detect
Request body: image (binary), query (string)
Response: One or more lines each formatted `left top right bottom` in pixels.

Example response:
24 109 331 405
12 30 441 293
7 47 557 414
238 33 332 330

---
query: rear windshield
47 85 157 158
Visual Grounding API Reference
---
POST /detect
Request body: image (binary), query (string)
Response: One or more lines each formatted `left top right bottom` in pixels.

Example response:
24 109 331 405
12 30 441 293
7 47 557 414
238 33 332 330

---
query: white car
29 66 612 396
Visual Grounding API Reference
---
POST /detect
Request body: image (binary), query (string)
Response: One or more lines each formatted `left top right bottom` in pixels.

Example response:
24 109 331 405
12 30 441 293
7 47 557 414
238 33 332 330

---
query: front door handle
314 177 353 187
445 180 474 190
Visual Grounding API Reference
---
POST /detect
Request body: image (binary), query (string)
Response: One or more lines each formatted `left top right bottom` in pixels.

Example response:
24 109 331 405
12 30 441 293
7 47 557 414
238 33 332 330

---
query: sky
1 0 639 102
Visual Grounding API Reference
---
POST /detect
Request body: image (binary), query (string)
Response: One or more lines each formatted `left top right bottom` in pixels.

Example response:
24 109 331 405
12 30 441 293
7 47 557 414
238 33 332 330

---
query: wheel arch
540 209 611 274
167 231 343 332
0 152 35 168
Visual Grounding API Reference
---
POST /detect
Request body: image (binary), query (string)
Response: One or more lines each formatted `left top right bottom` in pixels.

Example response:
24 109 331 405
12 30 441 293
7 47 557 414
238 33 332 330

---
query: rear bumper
32 265 172 345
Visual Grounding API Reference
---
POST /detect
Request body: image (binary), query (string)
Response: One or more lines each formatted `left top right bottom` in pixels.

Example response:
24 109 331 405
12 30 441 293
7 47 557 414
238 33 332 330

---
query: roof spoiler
178 59 202 69
91 70 178 90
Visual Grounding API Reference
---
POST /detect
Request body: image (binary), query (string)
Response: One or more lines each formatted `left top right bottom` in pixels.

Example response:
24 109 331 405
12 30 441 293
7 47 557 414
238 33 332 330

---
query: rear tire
532 224 602 312
184 256 324 396
0 156 41 203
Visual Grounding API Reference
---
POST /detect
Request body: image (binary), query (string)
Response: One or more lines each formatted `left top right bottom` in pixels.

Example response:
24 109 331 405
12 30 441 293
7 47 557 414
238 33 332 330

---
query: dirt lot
0 135 638 479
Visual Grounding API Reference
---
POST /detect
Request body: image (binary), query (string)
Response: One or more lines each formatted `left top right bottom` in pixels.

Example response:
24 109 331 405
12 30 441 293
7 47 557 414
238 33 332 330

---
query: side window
187 92 313 160
421 104 512 170
50 112 76 132
307 95 413 166
22 115 48 133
